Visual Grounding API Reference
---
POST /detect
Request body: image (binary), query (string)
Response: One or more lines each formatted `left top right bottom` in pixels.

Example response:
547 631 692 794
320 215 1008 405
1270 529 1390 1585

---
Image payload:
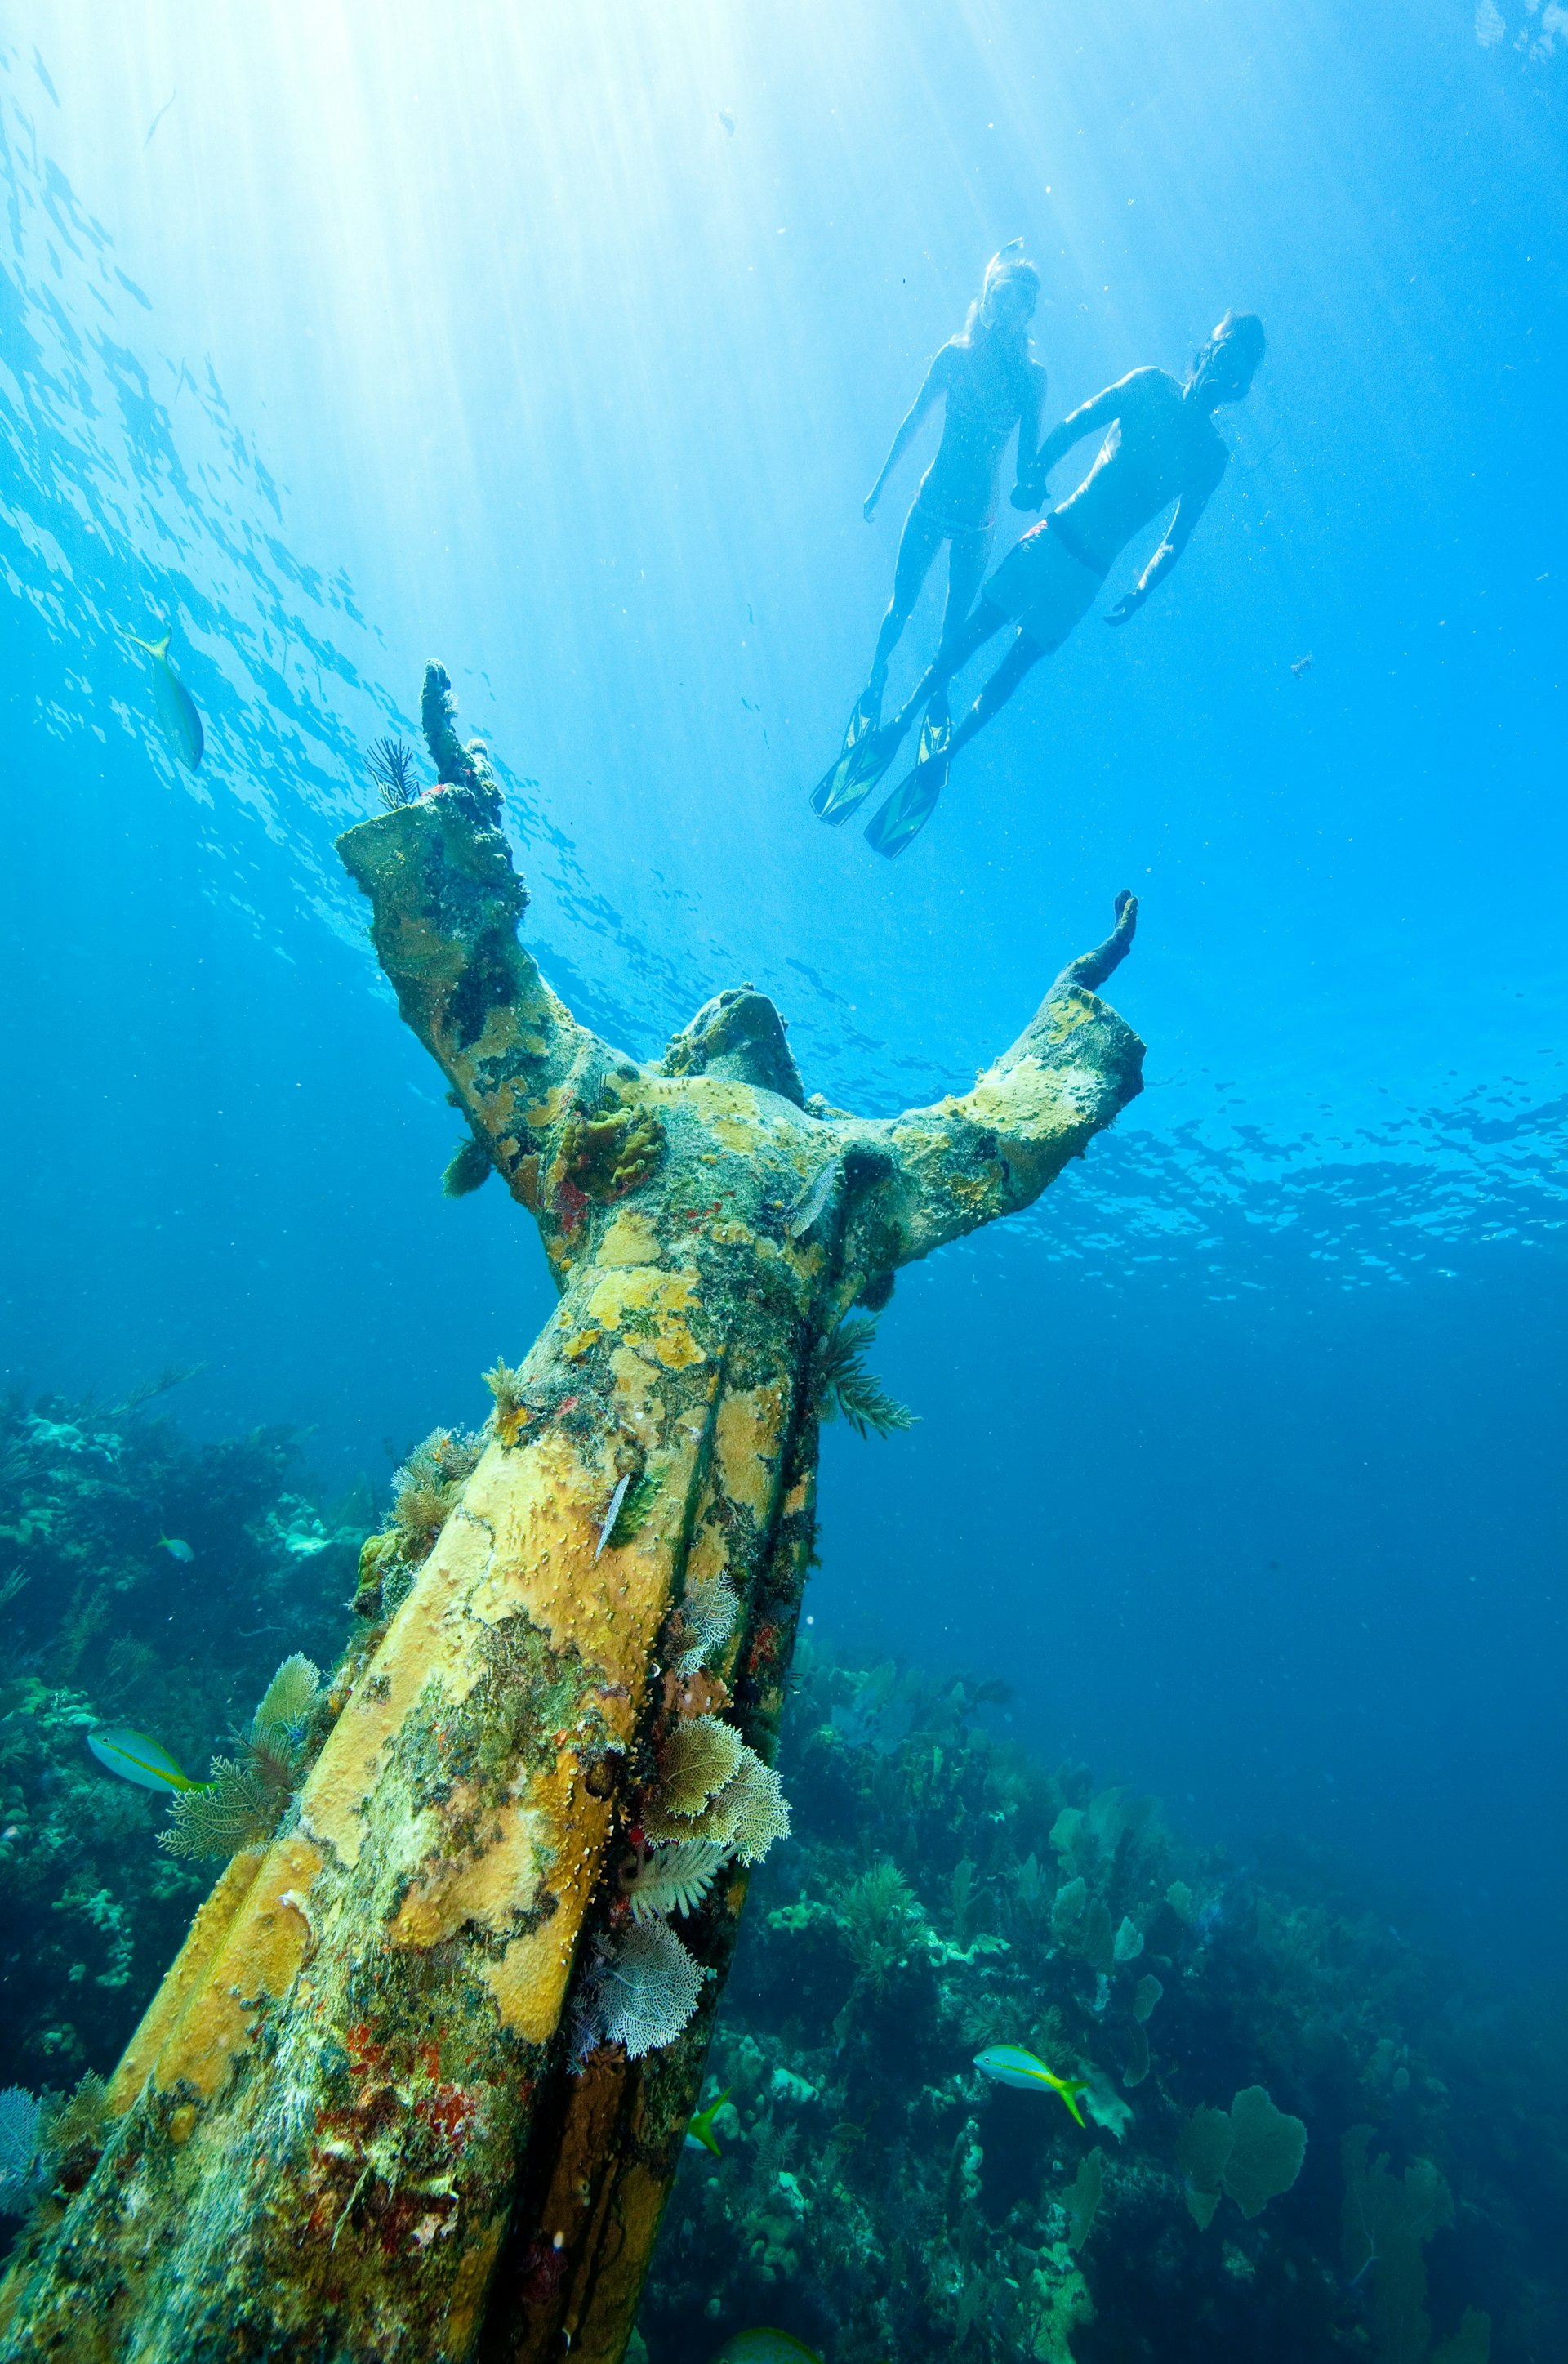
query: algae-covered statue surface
0 669 1143 2362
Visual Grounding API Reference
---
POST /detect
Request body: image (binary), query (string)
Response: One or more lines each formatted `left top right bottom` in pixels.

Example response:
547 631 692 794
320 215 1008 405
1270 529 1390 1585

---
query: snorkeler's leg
865 631 1043 859
889 599 1010 739
814 508 948 821
869 504 945 695
942 525 993 649
946 631 1045 759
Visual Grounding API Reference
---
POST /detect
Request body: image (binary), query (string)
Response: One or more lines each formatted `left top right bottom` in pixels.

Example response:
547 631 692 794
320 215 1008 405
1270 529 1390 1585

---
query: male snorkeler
814 310 1265 858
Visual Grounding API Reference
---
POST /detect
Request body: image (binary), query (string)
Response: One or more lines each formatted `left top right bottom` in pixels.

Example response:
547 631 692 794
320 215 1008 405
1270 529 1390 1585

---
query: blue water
2 0 1564 2009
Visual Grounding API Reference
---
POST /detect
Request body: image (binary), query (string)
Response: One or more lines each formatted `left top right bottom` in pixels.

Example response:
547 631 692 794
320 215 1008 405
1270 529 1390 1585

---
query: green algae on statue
0 666 1143 2364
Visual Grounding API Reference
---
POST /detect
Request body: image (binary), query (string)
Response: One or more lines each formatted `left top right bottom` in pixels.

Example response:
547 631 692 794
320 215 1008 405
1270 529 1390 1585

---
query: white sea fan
0 2086 44 2217
714 1751 791 1867
626 1838 733 1923
675 1577 741 1679
599 1919 709 2059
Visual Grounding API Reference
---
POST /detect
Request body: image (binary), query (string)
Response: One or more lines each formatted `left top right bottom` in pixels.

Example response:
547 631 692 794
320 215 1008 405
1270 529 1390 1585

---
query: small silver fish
595 1474 632 1562
158 1534 194 1563
787 1158 840 1240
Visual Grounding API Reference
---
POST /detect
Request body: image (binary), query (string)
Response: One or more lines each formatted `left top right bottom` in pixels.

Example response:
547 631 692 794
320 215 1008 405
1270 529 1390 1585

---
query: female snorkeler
812 242 1045 823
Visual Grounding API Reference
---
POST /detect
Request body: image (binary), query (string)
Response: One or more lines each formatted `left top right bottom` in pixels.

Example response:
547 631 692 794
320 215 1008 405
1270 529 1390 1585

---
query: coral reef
0 1394 359 2108
637 1647 1568 2364
2 1384 1565 2358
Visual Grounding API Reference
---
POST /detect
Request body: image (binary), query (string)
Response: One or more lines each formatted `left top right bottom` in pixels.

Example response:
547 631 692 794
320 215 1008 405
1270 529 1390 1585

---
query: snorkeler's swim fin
810 687 898 825
864 707 952 859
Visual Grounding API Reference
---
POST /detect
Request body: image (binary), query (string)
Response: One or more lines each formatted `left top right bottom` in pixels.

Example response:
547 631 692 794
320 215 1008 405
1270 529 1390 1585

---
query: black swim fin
810 687 898 825
864 707 952 859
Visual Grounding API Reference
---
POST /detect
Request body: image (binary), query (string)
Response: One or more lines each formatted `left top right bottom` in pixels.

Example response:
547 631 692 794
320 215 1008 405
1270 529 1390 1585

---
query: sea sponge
559 1104 664 1204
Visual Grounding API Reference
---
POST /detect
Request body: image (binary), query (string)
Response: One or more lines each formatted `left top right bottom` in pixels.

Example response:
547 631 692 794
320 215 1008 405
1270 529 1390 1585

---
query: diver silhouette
812 243 1045 823
814 310 1266 859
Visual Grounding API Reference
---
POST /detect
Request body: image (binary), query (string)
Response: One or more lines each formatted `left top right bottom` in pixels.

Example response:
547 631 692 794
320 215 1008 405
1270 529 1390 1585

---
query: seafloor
0 1391 1562 2362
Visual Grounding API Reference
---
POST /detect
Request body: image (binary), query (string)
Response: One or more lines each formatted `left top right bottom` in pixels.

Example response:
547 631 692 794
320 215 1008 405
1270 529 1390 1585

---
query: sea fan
625 1839 733 1924
644 1741 791 1867
390 1426 483 1563
599 1919 709 2059
256 1654 321 1742
813 1318 916 1440
651 1715 744 1820
710 1751 791 1866
839 1860 923 1988
675 1577 740 1679
0 2086 43 2217
366 735 421 810
159 1755 278 1858
41 2072 108 2166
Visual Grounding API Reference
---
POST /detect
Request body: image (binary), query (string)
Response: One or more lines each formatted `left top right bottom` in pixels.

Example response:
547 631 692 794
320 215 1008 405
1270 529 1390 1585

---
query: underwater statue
0 668 1143 2364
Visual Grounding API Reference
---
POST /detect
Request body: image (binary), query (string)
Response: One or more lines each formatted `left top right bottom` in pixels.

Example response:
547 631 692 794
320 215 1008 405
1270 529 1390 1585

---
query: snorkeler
811 243 1045 821
818 310 1266 858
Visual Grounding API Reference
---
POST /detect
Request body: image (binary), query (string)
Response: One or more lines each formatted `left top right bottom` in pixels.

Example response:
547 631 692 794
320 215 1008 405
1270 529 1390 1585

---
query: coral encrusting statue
0 669 1143 2364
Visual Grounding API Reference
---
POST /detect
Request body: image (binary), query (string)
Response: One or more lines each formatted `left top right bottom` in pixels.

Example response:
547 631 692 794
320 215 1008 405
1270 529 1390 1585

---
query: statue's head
662 987 806 1108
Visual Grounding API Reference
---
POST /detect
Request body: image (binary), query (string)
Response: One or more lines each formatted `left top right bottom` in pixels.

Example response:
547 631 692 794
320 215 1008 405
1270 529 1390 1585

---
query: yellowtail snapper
973 2043 1092 2125
684 2085 733 2157
122 625 204 772
86 1727 204 1794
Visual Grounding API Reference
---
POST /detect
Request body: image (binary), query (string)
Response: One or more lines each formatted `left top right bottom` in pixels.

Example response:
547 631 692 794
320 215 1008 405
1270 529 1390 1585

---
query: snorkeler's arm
864 347 955 520
1012 359 1048 495
1011 372 1142 510
1104 455 1223 623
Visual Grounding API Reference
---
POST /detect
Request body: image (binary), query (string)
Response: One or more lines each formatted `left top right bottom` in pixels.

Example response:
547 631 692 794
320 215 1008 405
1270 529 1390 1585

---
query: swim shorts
984 516 1105 652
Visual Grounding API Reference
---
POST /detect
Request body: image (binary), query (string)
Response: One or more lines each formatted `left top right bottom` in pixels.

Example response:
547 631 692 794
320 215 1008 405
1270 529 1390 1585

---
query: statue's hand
1105 590 1146 626
862 491 880 523
1009 480 1043 513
